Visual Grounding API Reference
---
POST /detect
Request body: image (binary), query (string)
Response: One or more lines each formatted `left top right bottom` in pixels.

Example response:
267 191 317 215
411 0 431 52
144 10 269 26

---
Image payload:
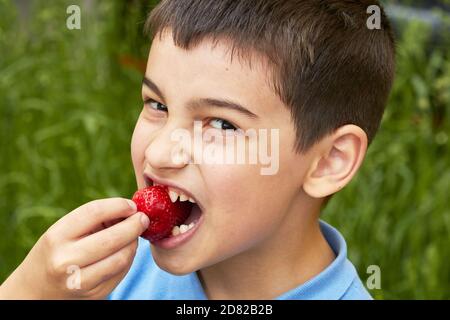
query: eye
145 98 168 112
209 118 237 131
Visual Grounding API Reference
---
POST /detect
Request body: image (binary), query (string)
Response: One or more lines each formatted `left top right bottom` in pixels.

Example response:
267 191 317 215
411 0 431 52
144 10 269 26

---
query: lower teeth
171 222 195 236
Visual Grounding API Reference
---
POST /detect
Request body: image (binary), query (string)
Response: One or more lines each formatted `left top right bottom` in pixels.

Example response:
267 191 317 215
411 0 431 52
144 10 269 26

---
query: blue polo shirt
108 220 372 300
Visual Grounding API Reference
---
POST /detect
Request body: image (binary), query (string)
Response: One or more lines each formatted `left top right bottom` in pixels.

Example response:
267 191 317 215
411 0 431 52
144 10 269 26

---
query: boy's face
131 30 317 274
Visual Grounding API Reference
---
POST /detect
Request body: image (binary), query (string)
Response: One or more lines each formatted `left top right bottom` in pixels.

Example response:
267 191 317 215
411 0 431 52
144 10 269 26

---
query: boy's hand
0 198 149 300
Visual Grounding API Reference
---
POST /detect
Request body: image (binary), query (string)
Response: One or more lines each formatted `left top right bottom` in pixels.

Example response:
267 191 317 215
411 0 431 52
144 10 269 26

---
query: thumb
138 212 150 232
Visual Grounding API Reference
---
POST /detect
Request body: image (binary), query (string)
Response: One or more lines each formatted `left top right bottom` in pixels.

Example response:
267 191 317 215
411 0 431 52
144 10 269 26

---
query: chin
152 250 200 276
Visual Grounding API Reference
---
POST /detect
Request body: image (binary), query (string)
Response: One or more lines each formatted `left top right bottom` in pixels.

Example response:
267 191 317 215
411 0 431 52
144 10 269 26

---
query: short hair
145 0 396 153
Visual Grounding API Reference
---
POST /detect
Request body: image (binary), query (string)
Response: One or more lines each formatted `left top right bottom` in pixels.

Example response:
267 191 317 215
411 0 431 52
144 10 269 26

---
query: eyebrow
142 77 166 102
142 76 258 119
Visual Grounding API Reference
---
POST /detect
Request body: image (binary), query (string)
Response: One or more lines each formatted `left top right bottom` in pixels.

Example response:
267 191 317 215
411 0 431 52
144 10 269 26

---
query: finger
103 218 125 229
87 218 125 236
53 198 137 239
70 212 149 267
74 240 138 293
84 265 132 300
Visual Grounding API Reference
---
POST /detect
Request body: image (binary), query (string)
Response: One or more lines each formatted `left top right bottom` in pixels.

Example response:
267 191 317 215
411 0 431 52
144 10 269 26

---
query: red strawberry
132 185 192 242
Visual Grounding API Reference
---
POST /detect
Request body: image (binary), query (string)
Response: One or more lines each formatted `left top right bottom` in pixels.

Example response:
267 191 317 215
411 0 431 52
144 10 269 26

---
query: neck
197 194 336 300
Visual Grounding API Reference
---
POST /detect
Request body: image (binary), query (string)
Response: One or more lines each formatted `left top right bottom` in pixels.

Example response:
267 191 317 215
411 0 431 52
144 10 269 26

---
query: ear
303 125 368 198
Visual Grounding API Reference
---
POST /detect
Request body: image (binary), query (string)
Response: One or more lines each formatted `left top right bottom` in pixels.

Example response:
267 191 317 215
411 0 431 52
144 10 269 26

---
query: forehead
145 30 283 114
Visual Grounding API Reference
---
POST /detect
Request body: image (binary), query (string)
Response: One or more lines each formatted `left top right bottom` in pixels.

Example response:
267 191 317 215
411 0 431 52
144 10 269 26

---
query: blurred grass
0 0 153 279
1 0 449 299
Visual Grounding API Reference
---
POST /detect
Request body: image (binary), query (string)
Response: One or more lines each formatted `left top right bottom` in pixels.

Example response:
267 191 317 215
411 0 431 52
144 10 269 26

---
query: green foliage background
1 0 449 299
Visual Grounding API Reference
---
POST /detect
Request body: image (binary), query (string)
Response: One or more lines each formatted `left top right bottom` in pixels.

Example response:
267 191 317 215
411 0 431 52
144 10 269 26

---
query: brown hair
145 0 396 153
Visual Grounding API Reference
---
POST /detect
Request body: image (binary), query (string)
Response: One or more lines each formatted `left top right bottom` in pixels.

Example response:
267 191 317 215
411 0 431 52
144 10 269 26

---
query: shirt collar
275 220 358 300
158 220 358 300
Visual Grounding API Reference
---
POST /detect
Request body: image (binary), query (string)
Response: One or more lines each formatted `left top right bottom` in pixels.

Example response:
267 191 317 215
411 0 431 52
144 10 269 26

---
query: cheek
205 134 301 220
203 163 291 246
200 138 307 254
131 118 146 169
131 117 159 186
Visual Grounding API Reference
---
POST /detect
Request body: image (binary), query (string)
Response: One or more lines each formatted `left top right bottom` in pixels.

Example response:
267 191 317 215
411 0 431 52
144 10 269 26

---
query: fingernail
140 213 150 229
127 199 137 211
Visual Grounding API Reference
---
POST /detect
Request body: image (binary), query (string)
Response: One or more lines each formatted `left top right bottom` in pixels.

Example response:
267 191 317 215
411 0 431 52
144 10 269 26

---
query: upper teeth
168 188 196 204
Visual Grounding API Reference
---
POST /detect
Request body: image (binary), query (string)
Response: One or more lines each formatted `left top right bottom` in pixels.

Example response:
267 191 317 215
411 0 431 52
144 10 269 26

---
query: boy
0 0 395 299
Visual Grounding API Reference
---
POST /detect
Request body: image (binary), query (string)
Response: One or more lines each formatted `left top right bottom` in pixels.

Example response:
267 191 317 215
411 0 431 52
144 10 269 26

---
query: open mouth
144 174 203 239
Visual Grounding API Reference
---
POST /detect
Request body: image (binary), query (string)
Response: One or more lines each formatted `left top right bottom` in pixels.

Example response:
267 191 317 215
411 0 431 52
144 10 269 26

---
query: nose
145 124 191 171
